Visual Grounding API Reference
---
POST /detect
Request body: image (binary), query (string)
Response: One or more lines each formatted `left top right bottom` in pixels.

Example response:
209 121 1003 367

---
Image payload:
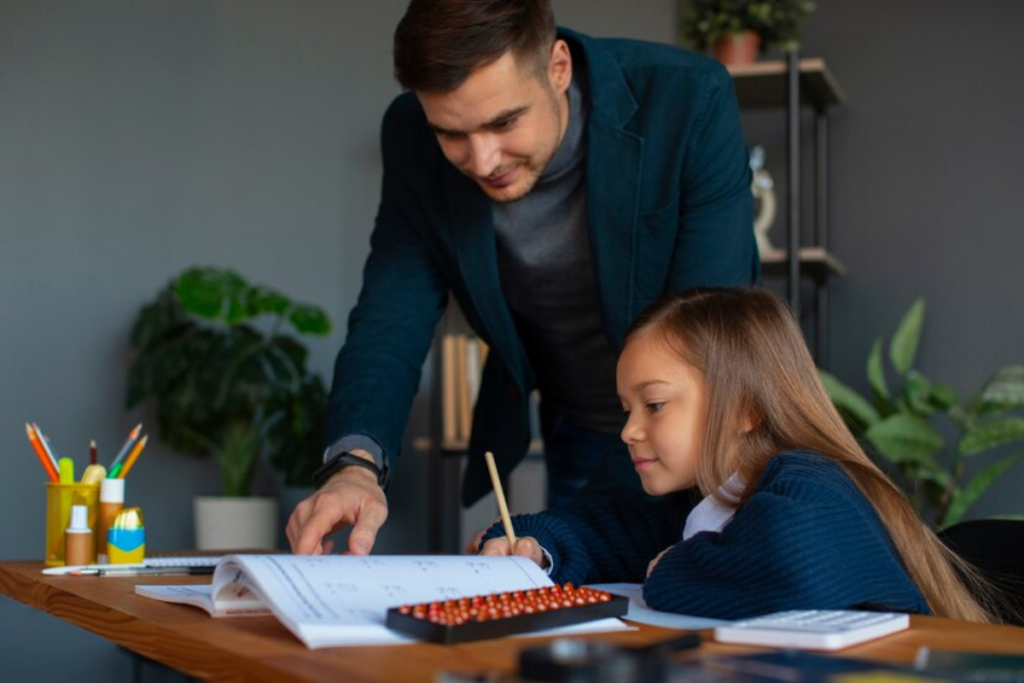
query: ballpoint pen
68 565 215 577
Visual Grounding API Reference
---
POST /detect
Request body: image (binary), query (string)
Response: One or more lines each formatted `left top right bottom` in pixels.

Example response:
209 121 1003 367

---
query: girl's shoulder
755 450 864 503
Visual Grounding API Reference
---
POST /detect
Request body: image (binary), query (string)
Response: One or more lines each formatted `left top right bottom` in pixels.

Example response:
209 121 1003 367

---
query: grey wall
797 0 1024 519
1 0 1021 680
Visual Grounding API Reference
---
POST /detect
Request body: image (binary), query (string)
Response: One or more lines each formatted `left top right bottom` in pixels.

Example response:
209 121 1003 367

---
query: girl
480 287 993 622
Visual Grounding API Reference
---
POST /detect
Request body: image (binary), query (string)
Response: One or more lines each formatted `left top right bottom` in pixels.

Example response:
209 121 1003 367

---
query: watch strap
313 452 389 490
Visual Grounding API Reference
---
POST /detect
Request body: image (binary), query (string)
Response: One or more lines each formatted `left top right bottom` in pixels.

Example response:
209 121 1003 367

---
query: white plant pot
193 496 279 551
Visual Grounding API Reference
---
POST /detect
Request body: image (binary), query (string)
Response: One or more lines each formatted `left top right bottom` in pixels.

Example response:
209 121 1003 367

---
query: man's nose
467 134 501 177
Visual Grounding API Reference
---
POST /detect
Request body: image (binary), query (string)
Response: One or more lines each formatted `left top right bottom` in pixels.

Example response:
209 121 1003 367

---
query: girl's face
617 329 707 496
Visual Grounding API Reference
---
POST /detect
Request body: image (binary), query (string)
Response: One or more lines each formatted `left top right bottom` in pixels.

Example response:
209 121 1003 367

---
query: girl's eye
647 402 665 414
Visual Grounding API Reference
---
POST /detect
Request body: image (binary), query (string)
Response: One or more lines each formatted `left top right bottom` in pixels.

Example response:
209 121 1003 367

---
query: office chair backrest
939 519 1024 626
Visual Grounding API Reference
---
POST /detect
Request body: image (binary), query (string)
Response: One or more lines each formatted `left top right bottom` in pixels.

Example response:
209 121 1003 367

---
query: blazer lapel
567 29 644 352
442 167 532 390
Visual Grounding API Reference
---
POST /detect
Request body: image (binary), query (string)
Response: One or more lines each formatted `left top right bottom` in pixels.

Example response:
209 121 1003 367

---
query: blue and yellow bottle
108 507 145 564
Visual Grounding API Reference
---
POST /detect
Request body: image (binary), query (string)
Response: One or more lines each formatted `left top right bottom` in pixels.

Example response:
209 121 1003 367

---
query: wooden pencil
484 451 516 549
25 423 59 482
118 434 149 479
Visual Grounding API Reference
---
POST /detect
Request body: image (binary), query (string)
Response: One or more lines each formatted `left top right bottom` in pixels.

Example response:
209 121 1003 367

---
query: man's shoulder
380 91 439 163
383 91 426 131
564 28 729 84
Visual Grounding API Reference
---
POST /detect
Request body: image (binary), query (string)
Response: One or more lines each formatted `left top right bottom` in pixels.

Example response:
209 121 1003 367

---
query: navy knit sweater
482 451 931 619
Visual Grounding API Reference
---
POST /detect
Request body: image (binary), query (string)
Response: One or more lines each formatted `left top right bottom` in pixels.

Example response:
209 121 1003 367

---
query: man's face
417 41 572 203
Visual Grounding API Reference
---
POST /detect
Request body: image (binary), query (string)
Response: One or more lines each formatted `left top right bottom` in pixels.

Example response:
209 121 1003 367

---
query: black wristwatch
312 452 389 490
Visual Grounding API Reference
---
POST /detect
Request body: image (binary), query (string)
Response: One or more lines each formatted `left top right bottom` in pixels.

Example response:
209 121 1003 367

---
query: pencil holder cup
45 482 99 566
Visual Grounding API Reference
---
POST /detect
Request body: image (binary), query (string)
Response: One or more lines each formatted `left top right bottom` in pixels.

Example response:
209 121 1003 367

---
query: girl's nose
620 414 643 445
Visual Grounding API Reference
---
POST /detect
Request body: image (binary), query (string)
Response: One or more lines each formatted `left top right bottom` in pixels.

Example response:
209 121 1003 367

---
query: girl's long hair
627 287 993 623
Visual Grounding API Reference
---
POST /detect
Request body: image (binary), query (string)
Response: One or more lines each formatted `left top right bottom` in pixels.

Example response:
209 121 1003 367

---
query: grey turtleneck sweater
492 77 621 434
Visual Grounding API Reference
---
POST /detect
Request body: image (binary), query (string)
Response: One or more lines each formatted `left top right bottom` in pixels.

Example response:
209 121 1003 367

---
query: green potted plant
127 266 332 548
680 0 817 65
820 299 1024 529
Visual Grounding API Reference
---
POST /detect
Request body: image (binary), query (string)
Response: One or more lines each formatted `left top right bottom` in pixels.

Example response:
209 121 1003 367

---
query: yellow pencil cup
45 482 99 566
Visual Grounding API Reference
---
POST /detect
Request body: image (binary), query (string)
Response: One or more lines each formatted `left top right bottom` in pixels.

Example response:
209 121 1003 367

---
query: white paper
589 583 729 630
140 554 629 648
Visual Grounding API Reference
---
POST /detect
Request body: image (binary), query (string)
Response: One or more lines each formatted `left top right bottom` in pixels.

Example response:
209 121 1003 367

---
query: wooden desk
3 560 1023 682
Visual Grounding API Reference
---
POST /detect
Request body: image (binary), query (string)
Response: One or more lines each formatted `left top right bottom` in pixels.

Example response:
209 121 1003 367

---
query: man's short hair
393 0 557 92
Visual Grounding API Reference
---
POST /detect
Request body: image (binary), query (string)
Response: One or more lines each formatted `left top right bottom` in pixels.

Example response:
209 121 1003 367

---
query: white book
135 554 627 649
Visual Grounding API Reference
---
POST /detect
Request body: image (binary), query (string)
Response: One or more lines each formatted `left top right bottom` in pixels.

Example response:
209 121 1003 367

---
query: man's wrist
312 450 389 490
324 437 385 470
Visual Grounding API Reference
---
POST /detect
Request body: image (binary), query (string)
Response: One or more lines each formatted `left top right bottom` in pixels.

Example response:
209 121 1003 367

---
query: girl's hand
647 546 672 578
479 536 550 569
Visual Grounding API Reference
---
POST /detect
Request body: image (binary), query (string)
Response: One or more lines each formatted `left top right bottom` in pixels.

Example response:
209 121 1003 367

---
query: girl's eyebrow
631 379 671 392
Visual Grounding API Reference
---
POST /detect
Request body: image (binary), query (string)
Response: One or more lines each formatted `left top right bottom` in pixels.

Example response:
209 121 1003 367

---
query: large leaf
928 382 959 412
289 304 332 336
976 364 1024 413
958 417 1024 456
940 454 1022 528
818 370 879 432
865 413 944 464
129 286 186 352
903 370 935 418
867 338 892 412
175 267 248 322
890 299 924 375
248 286 290 317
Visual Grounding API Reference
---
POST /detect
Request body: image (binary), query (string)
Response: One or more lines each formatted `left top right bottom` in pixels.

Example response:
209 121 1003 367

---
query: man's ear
548 39 572 94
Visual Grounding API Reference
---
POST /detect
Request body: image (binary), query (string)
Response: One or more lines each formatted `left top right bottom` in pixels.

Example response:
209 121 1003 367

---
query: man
287 0 757 556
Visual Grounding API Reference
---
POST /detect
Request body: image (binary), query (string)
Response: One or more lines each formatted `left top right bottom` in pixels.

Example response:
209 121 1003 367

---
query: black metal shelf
729 58 846 109
729 55 846 366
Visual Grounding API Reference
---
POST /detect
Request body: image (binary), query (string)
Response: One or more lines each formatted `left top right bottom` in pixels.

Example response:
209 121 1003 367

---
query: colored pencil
25 423 59 482
117 435 148 479
31 422 60 472
90 440 98 466
109 423 142 470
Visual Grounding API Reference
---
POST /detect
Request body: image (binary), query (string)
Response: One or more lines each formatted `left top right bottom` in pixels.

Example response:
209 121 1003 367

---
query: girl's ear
739 406 762 434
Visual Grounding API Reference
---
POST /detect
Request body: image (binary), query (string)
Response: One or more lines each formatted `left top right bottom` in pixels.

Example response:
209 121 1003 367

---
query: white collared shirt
682 474 743 541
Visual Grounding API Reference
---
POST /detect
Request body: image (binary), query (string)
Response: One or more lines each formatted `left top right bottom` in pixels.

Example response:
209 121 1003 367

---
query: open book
135 554 627 648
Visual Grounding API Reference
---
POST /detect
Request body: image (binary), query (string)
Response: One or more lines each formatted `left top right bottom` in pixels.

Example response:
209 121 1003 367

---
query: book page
214 554 622 648
135 584 269 617
589 583 728 630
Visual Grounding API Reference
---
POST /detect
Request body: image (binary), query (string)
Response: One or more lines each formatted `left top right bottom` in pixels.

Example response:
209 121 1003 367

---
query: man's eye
492 117 518 129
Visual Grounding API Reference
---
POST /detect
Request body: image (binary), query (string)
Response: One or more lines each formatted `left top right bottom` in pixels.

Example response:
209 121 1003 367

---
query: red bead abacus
395 583 614 627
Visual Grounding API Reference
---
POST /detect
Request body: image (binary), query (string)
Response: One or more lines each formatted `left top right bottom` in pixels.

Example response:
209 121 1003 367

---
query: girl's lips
632 458 655 472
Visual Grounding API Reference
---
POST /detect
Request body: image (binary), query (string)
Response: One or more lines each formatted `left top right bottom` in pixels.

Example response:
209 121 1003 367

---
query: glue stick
108 507 145 564
64 504 95 566
97 478 125 564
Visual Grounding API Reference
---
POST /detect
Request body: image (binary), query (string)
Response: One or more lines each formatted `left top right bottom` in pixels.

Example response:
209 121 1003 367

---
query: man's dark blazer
327 29 758 506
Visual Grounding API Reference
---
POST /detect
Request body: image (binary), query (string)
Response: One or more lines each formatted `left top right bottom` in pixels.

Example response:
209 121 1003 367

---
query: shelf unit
728 56 846 365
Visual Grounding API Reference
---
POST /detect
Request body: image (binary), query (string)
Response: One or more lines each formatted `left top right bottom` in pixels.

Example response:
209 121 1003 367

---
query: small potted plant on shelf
680 0 817 65
127 266 332 549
